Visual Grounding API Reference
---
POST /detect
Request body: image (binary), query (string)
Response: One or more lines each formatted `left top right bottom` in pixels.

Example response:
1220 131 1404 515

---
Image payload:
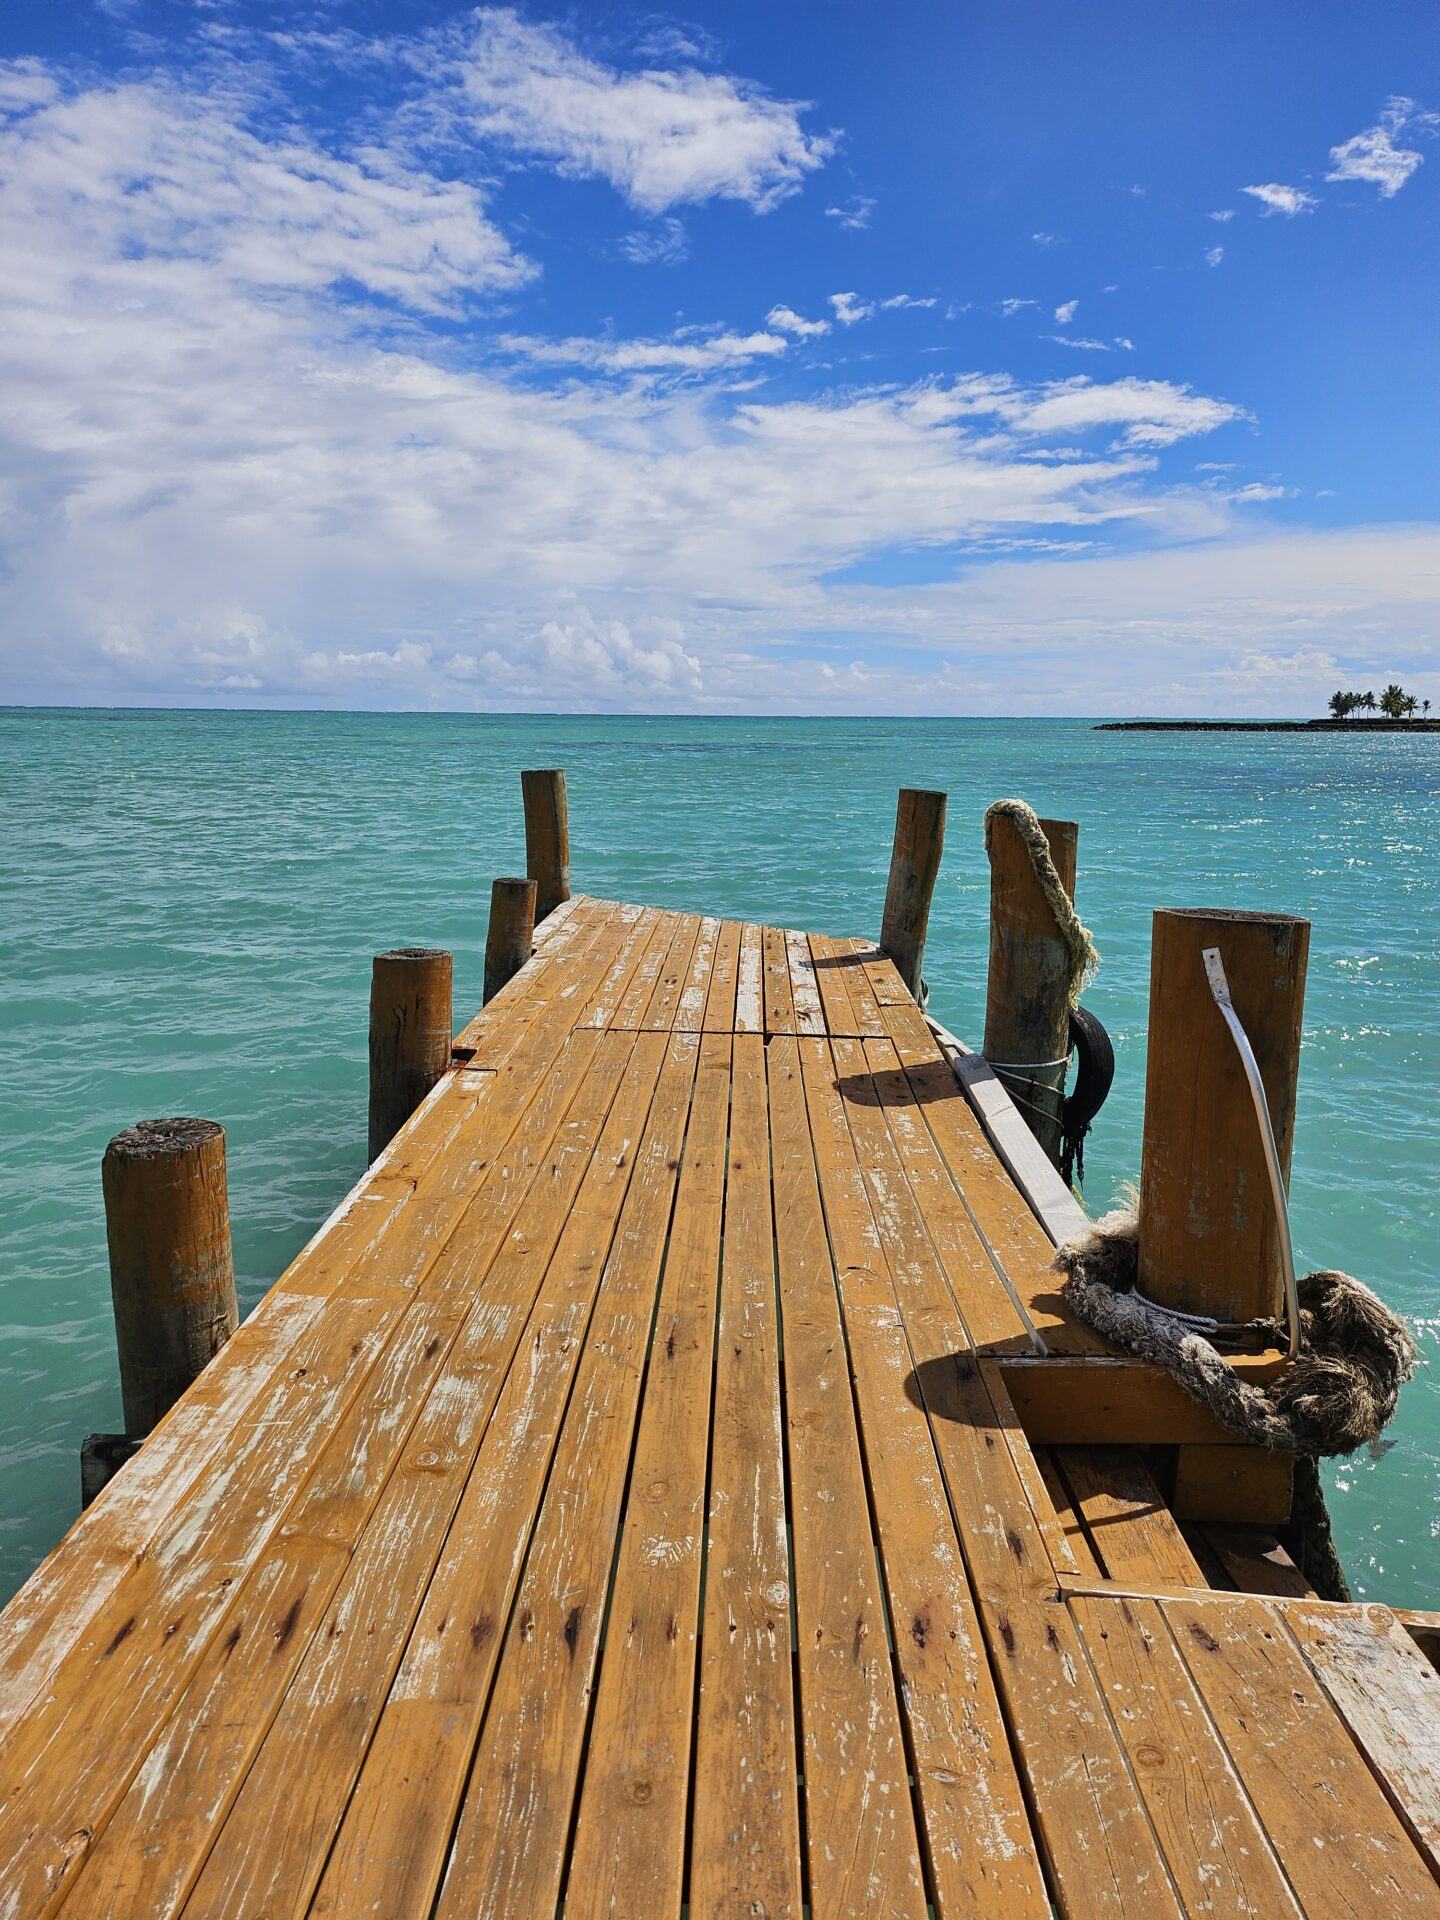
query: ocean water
1 709 1435 1607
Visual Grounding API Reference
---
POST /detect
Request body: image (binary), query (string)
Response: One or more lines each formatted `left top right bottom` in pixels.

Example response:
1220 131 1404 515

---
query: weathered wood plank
733 923 765 1035
1166 1592 1440 1913
784 927 827 1035
766 1035 928 1918
303 1033 680 1920
800 1037 1049 1918
761 925 796 1034
689 1032 802 1920
1056 1448 1206 1588
702 917 742 1033
563 1031 732 1916
430 1033 703 1920
1070 1595 1305 1918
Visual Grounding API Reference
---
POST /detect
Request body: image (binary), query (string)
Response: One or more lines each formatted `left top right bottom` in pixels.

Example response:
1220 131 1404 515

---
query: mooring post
484 876 538 1005
1137 908 1309 1327
368 946 454 1163
879 787 946 1001
982 812 1079 1170
101 1118 239 1438
521 768 570 923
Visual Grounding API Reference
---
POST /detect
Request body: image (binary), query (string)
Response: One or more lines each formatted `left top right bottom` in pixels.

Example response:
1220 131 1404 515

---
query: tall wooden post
522 768 570 923
484 876 537 1005
983 813 1078 1170
879 788 946 1001
1138 908 1309 1325
101 1118 238 1437
368 946 453 1162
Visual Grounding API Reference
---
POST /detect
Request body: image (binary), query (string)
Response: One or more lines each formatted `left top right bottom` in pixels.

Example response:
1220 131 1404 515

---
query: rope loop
983 798 1099 1003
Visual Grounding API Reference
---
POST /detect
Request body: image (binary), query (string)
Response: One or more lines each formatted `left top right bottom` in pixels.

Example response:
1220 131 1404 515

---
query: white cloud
1242 182 1317 217
0 58 60 116
829 290 872 325
999 297 1036 317
1046 336 1111 351
499 328 789 371
880 293 937 310
1054 298 1078 324
825 195 875 229
1209 208 1234 222
1205 245 1224 267
448 7 833 213
618 217 688 264
1031 231 1060 247
1326 99 1429 197
766 303 830 337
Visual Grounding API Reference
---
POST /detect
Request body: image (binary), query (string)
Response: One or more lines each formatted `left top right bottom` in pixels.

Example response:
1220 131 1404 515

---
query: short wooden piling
101 1118 239 1437
879 787 946 1001
1137 908 1310 1326
368 947 454 1162
521 768 570 923
484 876 537 1005
982 812 1078 1170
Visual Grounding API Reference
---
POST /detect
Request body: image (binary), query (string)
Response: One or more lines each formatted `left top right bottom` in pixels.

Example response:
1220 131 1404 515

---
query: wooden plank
95 1031 641 1920
575 906 664 1028
1038 1454 1105 1578
830 937 891 1036
689 1032 802 1920
1055 1448 1206 1588
702 917 742 1032
980 1364 1082 1583
856 1037 1037 1352
784 927 827 1035
1165 1591 1440 1913
997 1357 1257 1446
1202 1526 1315 1599
820 1034 1181 1916
451 894 619 1051
640 912 704 1031
937 1035 1090 1248
301 1033 680 1920
798 1037 1050 1918
1287 1602 1440 1872
1070 1595 1305 1918
734 923 764 1035
765 1035 928 1918
609 909 680 1028
880 997 1105 1354
848 937 915 1008
430 1033 703 1920
1173 1444 1294 1526
761 925 796 1034
676 915 722 1031
1394 1608 1440 1675
808 930 858 1035
563 1031 732 1916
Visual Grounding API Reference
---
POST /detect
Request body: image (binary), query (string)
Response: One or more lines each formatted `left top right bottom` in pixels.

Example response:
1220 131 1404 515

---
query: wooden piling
982 813 1078 1170
368 947 454 1162
1137 908 1310 1326
484 876 537 1005
879 787 946 1001
521 768 570 923
101 1117 238 1437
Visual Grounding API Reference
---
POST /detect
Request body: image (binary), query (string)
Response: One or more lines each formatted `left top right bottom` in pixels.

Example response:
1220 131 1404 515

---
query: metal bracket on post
1202 946 1302 1364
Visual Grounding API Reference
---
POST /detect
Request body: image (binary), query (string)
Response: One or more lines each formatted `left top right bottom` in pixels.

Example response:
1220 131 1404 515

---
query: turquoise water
1 709 1436 1607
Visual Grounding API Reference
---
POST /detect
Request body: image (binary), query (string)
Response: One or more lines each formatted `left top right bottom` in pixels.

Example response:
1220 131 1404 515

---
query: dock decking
1 893 1437 1917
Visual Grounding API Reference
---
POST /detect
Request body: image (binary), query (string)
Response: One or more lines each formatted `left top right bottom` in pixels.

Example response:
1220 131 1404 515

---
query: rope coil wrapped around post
1053 1207 1417 1598
982 799 1110 1180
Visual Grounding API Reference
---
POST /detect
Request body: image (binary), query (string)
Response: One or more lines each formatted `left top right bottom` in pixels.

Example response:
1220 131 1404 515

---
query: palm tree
1425 699 1433 720
1328 689 1352 720
1380 683 1408 719
1362 691 1377 716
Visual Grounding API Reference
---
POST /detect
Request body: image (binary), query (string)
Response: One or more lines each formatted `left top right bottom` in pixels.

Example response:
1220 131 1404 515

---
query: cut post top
879 787 946 1002
368 946 454 1164
521 768 571 922
485 875 538 1006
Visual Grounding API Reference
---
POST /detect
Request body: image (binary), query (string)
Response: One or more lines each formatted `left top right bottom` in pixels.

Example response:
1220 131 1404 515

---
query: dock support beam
101 1118 239 1439
522 768 570 923
484 876 537 1005
1137 908 1309 1327
982 812 1078 1171
879 787 946 1002
368 946 454 1162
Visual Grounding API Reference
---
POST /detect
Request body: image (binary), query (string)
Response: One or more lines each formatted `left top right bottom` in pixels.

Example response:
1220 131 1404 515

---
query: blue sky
1 1 1436 712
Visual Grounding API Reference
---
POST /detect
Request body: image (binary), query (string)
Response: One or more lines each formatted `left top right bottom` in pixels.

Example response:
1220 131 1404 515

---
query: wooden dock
1 893 1437 1917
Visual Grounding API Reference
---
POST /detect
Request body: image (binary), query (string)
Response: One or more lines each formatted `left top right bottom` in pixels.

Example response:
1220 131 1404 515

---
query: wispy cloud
829 289 872 325
880 293 937 310
824 194 875 230
445 8 834 213
1205 245 1224 267
999 297 1037 317
499 328 789 371
1046 335 1111 351
618 217 688 264
766 302 829 337
1208 208 1234 222
1031 231 1060 247
1054 298 1078 324
1327 97 1433 197
1242 182 1317 217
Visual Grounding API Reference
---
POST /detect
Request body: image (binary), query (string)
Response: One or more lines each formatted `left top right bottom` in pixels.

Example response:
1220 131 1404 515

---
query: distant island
1097 681 1436 732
